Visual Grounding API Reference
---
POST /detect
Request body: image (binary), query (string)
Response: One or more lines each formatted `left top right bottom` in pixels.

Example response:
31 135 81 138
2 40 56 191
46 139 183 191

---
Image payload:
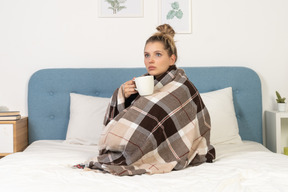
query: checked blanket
84 66 215 176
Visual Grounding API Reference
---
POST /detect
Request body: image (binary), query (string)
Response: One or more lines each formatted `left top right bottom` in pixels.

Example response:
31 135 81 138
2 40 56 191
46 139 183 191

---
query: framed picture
99 0 144 18
159 0 192 33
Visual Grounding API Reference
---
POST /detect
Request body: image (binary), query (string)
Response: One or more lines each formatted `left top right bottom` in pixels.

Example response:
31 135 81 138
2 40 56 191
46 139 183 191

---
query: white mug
134 76 154 96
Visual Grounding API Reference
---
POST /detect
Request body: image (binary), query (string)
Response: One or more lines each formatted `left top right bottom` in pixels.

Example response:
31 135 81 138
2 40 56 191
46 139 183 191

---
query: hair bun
156 24 175 38
146 23 178 63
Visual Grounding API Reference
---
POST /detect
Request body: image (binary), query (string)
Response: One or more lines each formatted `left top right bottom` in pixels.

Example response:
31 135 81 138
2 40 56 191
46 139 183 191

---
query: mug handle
133 79 138 91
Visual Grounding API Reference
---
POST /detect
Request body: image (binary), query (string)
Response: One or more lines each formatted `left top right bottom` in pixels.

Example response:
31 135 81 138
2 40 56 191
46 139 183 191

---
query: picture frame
99 0 144 18
159 0 192 34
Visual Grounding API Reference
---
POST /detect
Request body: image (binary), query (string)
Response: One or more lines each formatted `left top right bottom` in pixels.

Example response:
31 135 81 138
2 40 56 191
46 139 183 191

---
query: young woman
85 24 215 176
123 24 177 99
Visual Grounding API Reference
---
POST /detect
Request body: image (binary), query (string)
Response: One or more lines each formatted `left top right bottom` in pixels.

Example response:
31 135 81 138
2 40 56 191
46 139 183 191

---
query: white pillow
64 93 110 145
200 87 242 145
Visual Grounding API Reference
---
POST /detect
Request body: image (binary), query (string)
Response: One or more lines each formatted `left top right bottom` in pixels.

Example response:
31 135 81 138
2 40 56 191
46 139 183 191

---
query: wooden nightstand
0 117 28 157
265 111 288 154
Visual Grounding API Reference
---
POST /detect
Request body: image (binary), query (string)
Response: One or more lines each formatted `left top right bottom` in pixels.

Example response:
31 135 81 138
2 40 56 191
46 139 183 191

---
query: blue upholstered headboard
28 67 262 144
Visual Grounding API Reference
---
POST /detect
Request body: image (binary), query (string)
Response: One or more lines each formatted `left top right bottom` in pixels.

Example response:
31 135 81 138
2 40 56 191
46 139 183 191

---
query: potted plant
276 91 286 112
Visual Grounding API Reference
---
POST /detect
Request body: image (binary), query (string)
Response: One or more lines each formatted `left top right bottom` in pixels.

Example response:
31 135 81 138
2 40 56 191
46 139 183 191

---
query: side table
265 111 288 153
0 117 28 157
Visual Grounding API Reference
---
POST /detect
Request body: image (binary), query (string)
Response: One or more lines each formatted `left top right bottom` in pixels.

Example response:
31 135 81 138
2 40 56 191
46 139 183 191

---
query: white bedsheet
0 140 288 192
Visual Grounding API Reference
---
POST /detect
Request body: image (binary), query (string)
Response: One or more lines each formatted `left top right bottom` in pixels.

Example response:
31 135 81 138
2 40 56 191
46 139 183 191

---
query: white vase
277 103 287 112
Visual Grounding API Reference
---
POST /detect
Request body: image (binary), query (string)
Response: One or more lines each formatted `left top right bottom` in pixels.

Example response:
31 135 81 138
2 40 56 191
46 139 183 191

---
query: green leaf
117 6 126 11
167 10 176 20
105 0 114 6
171 2 179 10
276 91 286 103
175 9 183 19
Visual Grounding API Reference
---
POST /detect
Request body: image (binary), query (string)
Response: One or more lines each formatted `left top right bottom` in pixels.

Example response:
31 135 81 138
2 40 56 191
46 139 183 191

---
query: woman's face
144 41 175 77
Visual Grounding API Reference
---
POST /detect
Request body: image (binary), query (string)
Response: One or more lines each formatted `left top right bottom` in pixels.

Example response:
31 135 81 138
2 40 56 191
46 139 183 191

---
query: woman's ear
169 54 176 66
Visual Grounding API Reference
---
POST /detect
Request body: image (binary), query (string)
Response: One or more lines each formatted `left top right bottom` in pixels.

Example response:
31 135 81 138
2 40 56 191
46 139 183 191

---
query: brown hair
145 24 178 63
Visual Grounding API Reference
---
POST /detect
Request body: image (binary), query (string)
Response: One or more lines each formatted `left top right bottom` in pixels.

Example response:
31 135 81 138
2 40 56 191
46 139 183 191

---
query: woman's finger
123 78 137 98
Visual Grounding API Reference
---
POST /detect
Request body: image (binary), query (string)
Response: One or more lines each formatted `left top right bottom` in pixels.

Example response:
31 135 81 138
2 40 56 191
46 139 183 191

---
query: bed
1 66 288 192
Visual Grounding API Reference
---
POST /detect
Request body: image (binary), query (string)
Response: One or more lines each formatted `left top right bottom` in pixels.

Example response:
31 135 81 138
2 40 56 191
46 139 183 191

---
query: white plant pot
277 103 287 112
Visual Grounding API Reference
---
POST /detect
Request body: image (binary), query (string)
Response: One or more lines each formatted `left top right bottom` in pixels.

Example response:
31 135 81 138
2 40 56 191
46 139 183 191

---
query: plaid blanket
85 66 215 176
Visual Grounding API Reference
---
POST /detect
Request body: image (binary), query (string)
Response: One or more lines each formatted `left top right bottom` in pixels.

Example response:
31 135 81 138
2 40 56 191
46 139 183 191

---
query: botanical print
166 2 183 20
99 0 143 18
160 0 191 33
105 0 127 14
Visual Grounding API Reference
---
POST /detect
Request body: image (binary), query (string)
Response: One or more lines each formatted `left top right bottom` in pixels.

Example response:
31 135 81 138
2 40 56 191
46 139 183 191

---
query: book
0 115 21 121
0 111 20 116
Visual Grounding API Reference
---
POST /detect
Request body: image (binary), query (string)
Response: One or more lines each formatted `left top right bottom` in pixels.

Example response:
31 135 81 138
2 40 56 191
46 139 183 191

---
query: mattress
1 140 288 192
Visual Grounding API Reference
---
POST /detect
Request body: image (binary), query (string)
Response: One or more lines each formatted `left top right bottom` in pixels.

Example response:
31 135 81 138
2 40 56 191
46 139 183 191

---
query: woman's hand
123 78 137 98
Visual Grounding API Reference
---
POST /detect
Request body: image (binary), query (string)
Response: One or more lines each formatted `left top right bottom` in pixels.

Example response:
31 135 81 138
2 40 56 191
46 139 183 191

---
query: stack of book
0 111 21 121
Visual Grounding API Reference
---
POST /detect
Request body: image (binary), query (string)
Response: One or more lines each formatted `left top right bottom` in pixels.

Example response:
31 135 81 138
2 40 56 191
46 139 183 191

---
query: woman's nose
149 56 154 63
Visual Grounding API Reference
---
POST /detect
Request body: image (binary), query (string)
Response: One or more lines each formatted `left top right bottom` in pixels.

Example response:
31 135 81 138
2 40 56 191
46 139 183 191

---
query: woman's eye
156 53 161 57
144 54 150 58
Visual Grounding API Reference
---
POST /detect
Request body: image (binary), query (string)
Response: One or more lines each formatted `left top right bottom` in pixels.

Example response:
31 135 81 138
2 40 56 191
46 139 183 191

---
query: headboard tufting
28 67 262 144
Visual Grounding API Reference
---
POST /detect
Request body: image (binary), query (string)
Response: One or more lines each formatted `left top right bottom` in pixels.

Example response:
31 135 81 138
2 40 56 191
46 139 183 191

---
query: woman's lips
148 66 156 70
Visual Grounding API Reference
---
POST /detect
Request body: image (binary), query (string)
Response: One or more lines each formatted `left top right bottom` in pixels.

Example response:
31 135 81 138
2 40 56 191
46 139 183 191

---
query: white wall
0 0 287 116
